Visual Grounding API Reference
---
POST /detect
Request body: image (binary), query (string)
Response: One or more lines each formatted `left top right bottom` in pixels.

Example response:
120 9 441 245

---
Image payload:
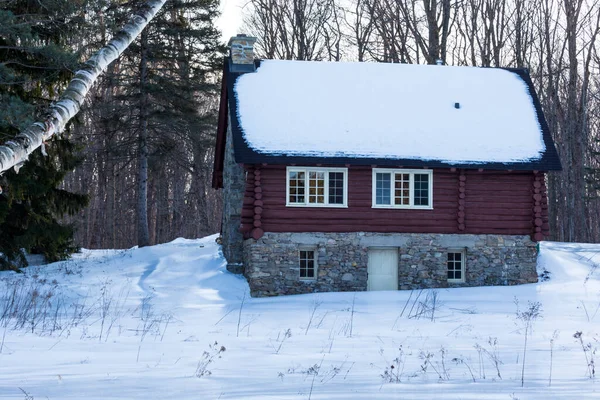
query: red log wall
239 165 547 240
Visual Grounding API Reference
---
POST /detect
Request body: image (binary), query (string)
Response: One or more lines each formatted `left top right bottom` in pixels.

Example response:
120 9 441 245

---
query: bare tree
344 0 376 61
243 0 341 60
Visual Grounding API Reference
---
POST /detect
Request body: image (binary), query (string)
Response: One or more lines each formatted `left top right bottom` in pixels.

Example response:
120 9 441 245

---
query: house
213 35 562 297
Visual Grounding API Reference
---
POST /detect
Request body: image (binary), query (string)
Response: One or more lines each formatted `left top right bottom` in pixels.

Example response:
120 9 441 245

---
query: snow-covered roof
225 59 561 170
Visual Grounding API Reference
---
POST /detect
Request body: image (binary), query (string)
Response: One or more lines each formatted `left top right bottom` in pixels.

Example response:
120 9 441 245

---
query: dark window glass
376 173 391 205
328 172 344 204
414 174 429 206
447 251 464 281
299 250 316 279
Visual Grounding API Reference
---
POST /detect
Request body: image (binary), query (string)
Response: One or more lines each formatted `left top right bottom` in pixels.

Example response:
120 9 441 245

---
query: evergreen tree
70 0 225 247
0 0 89 269
130 0 224 245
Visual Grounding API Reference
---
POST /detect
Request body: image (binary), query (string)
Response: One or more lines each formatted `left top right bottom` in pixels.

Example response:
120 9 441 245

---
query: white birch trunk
0 0 168 174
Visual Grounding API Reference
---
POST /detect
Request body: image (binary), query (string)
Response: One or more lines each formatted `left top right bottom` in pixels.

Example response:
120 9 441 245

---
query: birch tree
0 0 168 176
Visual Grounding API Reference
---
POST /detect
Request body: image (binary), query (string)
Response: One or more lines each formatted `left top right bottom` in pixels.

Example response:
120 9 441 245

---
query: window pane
376 173 391 205
328 172 344 204
308 171 325 204
299 250 316 279
394 173 410 205
447 252 464 281
289 171 305 203
414 174 429 206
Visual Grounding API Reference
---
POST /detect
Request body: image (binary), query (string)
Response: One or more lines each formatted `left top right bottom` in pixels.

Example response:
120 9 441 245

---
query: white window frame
371 168 433 209
447 250 466 283
286 167 348 208
299 248 317 280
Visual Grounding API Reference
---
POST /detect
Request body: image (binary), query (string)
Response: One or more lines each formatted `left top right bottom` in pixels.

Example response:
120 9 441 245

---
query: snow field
0 236 599 399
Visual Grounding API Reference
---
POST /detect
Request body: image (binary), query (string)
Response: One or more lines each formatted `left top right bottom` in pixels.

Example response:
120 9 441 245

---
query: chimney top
436 59 444 66
229 34 257 72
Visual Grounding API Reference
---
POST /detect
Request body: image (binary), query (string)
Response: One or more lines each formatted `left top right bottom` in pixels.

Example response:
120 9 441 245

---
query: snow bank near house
0 237 598 399
235 60 546 164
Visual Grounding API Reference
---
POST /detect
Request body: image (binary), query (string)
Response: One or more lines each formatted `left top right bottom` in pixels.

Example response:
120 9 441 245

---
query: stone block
486 236 500 246
360 234 409 247
342 273 354 281
290 233 325 245
437 234 478 248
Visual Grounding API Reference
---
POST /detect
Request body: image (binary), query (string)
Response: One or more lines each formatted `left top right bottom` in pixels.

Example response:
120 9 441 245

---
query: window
372 169 433 209
447 251 465 283
299 249 317 279
287 167 348 207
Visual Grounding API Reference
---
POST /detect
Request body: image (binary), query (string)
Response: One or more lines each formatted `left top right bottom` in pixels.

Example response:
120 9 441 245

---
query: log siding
240 165 546 240
458 170 466 231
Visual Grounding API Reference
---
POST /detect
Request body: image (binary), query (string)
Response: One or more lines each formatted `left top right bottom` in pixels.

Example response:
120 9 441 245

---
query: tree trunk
564 0 586 242
137 29 151 247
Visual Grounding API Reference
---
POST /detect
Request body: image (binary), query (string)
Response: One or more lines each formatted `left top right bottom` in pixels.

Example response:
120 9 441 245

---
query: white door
367 249 399 291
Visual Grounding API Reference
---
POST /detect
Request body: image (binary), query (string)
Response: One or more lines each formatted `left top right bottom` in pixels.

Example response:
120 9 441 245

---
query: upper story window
287 167 348 207
372 168 433 209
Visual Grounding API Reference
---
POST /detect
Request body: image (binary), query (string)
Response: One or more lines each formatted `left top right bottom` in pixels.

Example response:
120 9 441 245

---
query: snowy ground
0 236 599 399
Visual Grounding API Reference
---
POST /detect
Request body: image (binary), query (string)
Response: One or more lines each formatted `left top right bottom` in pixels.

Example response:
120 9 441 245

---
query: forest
0 0 599 268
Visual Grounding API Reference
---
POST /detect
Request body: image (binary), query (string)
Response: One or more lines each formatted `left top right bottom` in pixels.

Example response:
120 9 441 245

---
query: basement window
372 168 433 209
447 251 465 283
287 167 348 207
299 249 317 280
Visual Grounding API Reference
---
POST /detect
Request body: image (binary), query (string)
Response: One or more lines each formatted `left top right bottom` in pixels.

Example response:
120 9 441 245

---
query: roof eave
232 152 561 171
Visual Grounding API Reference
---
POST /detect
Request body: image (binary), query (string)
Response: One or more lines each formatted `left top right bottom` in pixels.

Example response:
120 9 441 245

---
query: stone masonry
242 232 538 297
228 34 256 65
221 117 245 273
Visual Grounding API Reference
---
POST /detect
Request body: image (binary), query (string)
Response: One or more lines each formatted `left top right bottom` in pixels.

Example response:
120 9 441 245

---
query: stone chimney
229 34 257 72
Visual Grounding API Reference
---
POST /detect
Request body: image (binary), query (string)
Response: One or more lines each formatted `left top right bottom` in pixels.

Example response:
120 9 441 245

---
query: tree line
242 0 600 243
61 0 224 249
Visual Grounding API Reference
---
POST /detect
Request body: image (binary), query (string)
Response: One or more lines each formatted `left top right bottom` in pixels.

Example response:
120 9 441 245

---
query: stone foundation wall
221 117 245 273
243 232 538 297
